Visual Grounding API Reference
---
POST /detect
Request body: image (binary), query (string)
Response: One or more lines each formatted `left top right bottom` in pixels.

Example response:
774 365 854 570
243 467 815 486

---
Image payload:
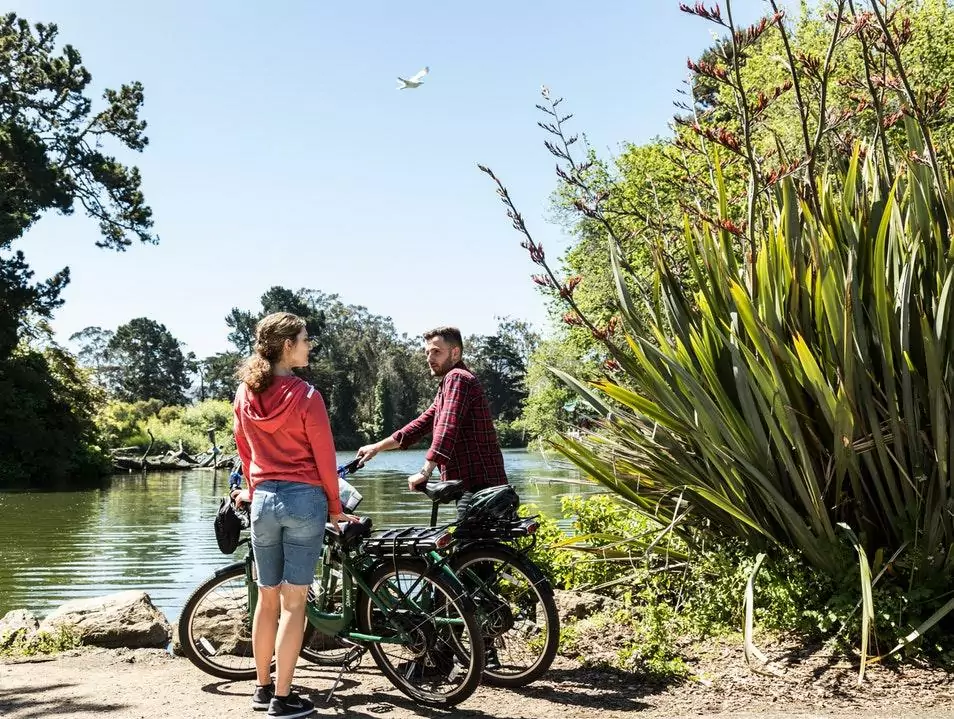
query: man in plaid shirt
356 326 508 518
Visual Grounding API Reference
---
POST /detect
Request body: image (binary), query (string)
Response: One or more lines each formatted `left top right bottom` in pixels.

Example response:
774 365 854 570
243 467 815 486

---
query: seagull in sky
397 66 429 90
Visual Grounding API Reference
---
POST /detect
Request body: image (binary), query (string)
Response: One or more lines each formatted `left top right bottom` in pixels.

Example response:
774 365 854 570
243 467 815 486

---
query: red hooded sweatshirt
233 375 342 516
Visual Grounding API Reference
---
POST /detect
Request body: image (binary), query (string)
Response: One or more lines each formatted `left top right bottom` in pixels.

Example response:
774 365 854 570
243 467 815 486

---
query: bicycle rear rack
453 516 540 541
363 526 453 556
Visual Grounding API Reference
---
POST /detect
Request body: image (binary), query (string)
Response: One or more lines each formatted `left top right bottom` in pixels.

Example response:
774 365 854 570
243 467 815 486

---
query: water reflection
0 449 588 621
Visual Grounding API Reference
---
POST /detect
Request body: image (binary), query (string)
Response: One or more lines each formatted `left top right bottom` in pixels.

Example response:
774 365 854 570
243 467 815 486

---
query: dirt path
2 647 954 719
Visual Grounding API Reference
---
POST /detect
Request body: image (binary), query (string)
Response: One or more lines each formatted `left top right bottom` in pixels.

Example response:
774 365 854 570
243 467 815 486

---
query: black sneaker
485 647 502 671
267 692 315 718
252 683 274 711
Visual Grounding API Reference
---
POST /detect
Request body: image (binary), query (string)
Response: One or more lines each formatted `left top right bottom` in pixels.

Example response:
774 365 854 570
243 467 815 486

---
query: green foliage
520 336 597 440
528 495 823 676
556 136 954 582
100 399 235 455
493 2 954 661
0 626 81 657
493 419 526 448
0 12 154 487
143 400 235 454
466 317 540 427
522 494 672 592
0 344 109 488
96 398 162 449
526 495 954 676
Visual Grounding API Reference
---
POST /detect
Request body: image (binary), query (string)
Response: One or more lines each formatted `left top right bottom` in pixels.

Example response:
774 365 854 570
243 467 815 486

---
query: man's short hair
423 326 463 349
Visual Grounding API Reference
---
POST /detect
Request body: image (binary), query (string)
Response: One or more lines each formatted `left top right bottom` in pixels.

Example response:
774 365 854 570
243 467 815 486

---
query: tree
0 14 155 356
108 318 190 405
199 352 241 401
466 318 540 442
0 252 69 358
468 333 528 422
226 287 432 448
0 331 108 488
69 325 116 388
225 308 256 356
0 13 155 486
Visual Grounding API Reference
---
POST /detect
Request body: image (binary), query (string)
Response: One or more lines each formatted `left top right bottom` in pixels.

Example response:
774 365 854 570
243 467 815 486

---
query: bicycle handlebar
337 457 362 478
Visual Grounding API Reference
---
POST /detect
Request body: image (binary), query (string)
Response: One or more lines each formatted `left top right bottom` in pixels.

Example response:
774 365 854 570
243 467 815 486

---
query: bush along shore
475 0 954 683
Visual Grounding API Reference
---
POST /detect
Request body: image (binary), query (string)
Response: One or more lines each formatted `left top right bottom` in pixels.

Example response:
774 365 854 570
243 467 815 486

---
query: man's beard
431 359 453 377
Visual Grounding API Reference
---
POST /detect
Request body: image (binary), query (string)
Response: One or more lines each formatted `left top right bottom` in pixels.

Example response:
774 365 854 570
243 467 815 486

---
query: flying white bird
397 66 429 90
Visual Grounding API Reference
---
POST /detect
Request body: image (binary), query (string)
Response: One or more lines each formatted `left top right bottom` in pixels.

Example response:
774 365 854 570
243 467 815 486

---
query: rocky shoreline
0 591 172 653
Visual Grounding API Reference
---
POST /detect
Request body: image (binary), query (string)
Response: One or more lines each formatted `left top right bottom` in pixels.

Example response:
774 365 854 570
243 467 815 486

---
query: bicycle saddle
420 480 466 504
325 516 373 549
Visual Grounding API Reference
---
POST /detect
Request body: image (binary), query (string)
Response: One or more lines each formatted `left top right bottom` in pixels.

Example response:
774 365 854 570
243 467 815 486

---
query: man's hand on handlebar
356 437 400 467
331 511 360 524
355 442 380 466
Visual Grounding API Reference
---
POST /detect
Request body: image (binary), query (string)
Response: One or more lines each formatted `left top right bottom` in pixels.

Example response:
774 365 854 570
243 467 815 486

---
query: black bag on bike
214 497 249 554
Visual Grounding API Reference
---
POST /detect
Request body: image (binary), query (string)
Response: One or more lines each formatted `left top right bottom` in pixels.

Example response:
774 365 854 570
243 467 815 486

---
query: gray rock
40 590 171 649
182 599 251 657
0 609 40 647
170 622 182 656
552 588 619 623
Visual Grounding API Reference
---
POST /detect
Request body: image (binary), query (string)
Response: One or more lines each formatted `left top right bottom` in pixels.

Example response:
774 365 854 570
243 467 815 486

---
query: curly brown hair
236 312 306 394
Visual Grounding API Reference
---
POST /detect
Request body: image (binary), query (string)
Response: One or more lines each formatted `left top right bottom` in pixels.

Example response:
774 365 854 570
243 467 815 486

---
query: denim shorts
250 480 328 587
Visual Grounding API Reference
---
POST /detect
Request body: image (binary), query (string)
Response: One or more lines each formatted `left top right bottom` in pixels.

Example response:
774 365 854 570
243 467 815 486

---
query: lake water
0 449 588 622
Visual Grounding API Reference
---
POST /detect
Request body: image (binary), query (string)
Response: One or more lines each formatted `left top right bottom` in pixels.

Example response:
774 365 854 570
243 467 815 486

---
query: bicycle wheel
300 625 355 665
451 546 559 687
357 558 485 707
178 563 266 680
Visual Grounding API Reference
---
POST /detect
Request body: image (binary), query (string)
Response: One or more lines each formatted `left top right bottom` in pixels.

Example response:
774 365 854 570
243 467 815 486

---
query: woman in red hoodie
233 311 357 719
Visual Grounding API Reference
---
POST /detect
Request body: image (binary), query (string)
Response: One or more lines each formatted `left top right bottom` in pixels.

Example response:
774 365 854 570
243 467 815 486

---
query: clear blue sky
11 0 777 358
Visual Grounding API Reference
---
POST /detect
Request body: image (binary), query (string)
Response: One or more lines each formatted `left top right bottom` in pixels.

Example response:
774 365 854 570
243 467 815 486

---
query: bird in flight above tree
397 66 429 89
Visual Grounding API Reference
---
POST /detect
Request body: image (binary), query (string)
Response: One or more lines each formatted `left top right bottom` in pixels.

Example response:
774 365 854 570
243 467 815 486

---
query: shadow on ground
0 683 131 718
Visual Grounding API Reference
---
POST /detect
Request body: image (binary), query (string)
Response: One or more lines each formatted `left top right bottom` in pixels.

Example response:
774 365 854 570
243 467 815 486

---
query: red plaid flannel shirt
392 363 507 491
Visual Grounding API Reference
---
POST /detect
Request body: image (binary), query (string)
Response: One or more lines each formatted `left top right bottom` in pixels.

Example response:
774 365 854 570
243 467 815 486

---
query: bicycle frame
241 537 466 648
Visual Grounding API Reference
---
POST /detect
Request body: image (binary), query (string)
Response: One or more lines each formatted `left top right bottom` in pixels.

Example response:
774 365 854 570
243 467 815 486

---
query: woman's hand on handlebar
331 511 360 524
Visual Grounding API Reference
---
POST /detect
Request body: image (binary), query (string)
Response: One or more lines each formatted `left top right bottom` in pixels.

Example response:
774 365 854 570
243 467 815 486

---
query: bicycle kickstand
325 640 366 704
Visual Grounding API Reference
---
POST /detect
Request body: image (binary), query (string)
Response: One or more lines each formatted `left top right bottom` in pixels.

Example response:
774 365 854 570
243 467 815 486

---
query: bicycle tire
451 545 559 687
357 558 485 707
178 563 268 681
300 625 359 666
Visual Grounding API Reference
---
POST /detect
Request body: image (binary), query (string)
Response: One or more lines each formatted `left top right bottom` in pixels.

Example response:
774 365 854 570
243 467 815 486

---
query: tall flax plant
482 1 954 659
